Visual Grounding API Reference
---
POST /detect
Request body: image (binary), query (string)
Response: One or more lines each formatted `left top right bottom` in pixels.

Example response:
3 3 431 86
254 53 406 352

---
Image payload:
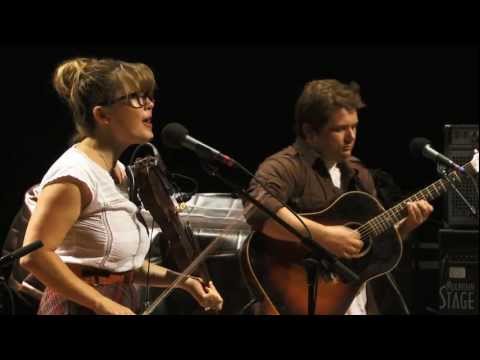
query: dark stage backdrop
0 45 477 246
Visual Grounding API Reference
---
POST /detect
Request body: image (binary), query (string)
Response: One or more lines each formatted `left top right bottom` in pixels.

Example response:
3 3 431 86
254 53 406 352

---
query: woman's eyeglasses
100 92 155 109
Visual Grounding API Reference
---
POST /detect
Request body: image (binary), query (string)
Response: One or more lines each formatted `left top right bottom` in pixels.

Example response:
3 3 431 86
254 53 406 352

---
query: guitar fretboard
358 161 476 240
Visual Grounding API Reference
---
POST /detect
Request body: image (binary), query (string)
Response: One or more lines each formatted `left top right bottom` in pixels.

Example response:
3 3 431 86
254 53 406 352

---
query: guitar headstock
471 149 479 174
468 129 479 173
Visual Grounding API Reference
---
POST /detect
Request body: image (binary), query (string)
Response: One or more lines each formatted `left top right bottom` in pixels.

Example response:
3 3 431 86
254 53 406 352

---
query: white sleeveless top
329 164 368 315
38 146 150 272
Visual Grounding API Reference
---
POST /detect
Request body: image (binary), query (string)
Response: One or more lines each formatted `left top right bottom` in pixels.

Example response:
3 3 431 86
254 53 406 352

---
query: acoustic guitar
240 152 478 314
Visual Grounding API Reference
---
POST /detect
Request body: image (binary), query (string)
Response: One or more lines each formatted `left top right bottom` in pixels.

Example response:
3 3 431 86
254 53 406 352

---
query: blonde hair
52 57 156 143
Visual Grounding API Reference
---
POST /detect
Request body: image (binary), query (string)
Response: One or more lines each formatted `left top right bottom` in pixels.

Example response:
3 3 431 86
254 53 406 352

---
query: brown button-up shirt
244 137 385 314
245 137 378 230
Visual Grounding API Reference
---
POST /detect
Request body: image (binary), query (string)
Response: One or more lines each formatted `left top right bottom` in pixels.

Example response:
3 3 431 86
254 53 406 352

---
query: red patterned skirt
38 284 141 315
37 266 141 315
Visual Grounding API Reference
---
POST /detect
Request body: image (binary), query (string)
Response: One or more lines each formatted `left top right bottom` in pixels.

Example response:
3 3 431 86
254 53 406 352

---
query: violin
128 145 222 314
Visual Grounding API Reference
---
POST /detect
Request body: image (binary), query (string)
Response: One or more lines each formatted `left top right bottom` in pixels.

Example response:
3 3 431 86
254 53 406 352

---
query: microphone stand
199 161 359 294
0 240 43 315
0 241 44 268
437 164 477 217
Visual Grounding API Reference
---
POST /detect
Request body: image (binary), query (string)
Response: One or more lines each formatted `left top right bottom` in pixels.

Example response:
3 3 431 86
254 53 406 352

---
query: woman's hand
94 296 136 315
183 277 224 312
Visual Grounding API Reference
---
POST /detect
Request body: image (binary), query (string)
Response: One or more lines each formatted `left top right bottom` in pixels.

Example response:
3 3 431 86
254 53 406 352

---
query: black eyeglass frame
98 92 155 108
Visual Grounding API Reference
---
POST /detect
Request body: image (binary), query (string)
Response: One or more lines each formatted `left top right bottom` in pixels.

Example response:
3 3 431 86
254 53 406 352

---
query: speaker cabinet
443 124 479 228
438 229 478 315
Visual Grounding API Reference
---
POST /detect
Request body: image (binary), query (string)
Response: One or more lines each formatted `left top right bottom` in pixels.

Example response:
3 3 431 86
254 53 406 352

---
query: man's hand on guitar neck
395 200 434 240
392 149 476 241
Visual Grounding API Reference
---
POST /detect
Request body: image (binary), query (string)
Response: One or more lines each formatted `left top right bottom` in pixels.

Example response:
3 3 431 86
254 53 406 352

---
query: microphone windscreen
161 122 189 149
409 137 431 158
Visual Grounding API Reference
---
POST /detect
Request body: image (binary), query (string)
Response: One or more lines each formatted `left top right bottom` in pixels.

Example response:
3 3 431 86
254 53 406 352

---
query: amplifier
438 229 478 315
443 124 479 228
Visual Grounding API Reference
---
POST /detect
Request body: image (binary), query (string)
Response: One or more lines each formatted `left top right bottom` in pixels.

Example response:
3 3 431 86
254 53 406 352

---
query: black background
0 45 477 315
1 44 477 243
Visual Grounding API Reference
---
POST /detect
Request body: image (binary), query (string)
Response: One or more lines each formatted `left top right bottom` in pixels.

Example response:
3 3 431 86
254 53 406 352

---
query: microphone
0 240 44 267
410 137 464 172
161 123 237 168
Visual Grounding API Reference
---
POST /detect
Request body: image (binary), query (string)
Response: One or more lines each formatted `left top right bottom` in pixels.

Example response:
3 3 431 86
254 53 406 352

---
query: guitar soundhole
346 222 372 258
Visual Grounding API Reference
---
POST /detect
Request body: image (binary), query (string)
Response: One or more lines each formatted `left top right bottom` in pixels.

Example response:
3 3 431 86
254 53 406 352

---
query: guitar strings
356 167 467 240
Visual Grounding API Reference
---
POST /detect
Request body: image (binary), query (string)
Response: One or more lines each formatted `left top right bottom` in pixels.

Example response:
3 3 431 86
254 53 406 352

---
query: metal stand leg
303 258 319 315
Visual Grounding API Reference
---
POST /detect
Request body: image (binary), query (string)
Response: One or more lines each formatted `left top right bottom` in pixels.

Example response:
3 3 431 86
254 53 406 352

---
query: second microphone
161 123 237 168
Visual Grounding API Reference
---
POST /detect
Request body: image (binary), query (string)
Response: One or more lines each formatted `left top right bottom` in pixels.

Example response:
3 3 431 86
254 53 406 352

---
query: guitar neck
359 161 476 238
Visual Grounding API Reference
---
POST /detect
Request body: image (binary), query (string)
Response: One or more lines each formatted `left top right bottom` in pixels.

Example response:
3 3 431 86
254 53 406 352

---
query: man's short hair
294 79 366 138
